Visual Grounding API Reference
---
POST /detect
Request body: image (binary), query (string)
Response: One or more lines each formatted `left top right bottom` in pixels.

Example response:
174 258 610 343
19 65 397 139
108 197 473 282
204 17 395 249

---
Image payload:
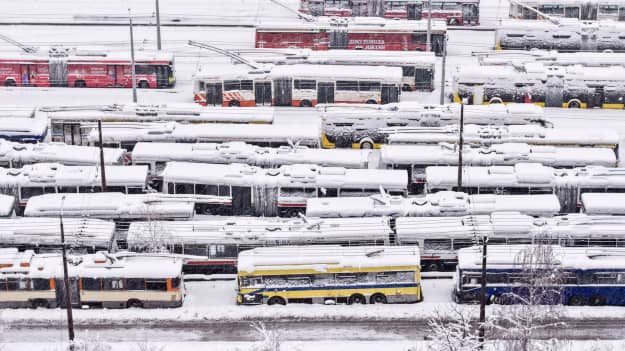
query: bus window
196 184 218 196
127 187 143 194
20 187 44 200
145 280 167 291
106 186 125 193
184 244 208 257
218 185 231 197
359 81 381 91
126 278 145 290
336 272 367 284
103 278 124 290
294 79 316 90
81 278 101 290
402 66 416 77
32 278 50 291
58 186 78 193
224 80 241 91
336 80 358 91
452 239 474 250
312 274 334 286
175 183 194 195
167 183 175 194
135 65 155 75
240 80 254 91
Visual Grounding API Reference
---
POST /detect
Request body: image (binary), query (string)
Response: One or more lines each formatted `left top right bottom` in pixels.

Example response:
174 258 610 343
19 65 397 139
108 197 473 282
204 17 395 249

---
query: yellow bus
237 245 422 305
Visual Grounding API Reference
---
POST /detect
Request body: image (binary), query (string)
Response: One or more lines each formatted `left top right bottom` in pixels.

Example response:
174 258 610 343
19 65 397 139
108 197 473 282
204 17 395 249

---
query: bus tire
568 100 581 108
267 296 286 306
402 84 412 92
138 80 149 89
589 295 606 306
299 100 312 107
126 299 144 308
425 262 441 272
359 140 374 149
348 294 366 305
4 79 16 87
229 100 240 107
365 99 377 104
74 80 86 88
489 97 503 104
567 296 585 306
370 293 387 304
31 299 49 309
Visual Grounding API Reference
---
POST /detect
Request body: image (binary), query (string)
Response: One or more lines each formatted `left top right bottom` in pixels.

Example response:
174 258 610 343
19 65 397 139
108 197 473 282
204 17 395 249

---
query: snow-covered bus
495 19 625 52
238 49 436 91
321 103 550 149
0 163 148 210
160 162 407 217
581 193 625 215
453 63 625 109
305 191 561 217
0 218 115 253
299 0 479 25
193 64 402 107
0 139 125 168
256 17 447 55
86 121 322 151
425 163 625 212
476 50 625 68
509 0 625 21
455 245 625 305
0 249 184 308
237 245 422 305
0 106 48 143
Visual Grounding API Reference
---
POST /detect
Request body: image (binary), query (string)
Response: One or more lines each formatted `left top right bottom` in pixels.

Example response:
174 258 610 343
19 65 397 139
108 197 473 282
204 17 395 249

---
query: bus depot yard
3 0 625 349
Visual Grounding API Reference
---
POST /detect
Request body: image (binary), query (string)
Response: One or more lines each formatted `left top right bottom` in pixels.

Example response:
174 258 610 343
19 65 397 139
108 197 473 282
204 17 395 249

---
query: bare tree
427 304 483 351
135 340 166 351
249 321 281 351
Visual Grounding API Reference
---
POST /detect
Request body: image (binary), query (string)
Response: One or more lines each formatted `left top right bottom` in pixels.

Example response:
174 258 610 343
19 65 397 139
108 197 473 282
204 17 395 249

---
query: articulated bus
509 0 625 21
453 64 625 109
455 245 625 306
193 64 402 107
237 245 422 305
300 0 479 25
0 249 184 308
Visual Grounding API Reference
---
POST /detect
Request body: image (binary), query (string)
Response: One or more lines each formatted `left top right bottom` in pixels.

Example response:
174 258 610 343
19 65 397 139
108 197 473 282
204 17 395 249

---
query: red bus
0 50 175 88
299 0 479 25
255 17 447 56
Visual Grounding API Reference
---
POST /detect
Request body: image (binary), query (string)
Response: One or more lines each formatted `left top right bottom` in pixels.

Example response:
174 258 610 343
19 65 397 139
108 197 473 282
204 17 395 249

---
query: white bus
580 193 625 215
509 0 625 21
160 162 407 217
193 64 402 107
0 139 125 167
476 50 625 68
305 191 561 217
0 106 48 143
0 249 184 308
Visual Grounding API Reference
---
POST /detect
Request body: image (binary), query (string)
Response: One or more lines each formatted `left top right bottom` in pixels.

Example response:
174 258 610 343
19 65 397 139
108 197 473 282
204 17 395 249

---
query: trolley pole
97 120 107 191
129 9 138 103
155 0 162 50
439 37 447 104
478 235 488 348
59 195 75 350
426 0 432 52
456 102 464 191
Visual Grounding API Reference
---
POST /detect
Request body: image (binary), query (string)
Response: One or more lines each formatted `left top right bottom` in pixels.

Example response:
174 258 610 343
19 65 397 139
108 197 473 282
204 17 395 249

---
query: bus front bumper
238 293 263 305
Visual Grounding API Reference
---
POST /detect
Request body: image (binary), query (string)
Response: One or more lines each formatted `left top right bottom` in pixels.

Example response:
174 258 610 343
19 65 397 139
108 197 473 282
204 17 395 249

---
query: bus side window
145 280 167 291
224 80 241 91
103 278 124 290
402 66 416 77
81 278 101 291
32 278 50 291
127 187 143 194
424 239 452 251
196 184 218 196
20 187 44 200
240 80 254 91
58 186 78 193
126 278 145 291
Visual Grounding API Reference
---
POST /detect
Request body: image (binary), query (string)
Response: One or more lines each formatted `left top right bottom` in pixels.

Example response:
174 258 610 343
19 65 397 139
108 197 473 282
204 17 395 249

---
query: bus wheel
568 101 581 108
348 294 366 305
589 296 606 306
74 80 86 88
567 296 585 306
126 299 144 308
359 140 374 149
267 296 286 306
4 79 16 87
229 100 241 107
370 293 387 304
299 100 312 107
425 262 441 272
402 84 412 92
31 299 48 309
365 99 377 104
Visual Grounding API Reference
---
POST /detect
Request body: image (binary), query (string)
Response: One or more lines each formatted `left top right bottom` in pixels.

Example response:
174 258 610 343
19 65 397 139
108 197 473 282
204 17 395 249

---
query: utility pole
478 235 488 348
439 36 447 104
456 102 464 191
129 9 138 103
97 120 107 191
426 0 432 52
155 0 162 50
59 195 75 350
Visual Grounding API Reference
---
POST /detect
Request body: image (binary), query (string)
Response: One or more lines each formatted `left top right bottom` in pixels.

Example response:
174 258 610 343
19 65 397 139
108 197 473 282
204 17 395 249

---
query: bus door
329 28 349 49
48 57 68 87
55 278 80 307
20 65 31 86
63 123 83 145
545 78 564 107
205 82 223 106
590 86 605 108
381 84 399 104
255 81 272 105
317 82 335 104
273 78 293 106
415 68 434 91
232 186 253 215
407 3 422 19
107 65 117 86
155 65 169 88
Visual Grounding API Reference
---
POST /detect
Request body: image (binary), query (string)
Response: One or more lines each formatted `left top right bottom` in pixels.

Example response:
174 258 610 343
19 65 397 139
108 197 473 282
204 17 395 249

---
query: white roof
385 124 618 146
161 162 407 190
0 217 114 249
24 192 195 220
237 245 420 274
246 49 437 67
257 17 447 33
0 163 147 188
131 142 370 169
88 122 321 146
0 194 15 217
426 163 625 189
39 104 275 124
457 245 625 271
127 217 392 248
0 50 173 64
305 191 560 217
581 193 625 215
380 143 616 168
0 140 125 165
0 111 48 140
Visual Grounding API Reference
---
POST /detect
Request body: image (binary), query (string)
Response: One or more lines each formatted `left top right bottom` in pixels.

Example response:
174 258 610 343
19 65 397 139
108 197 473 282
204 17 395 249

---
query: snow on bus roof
385 124 618 146
457 245 625 271
247 49 437 65
24 192 195 220
161 162 407 190
256 17 447 32
237 245 420 274
0 194 15 217
581 193 625 215
380 143 616 168
132 142 371 168
126 217 392 247
0 140 125 165
0 163 147 188
305 192 560 218
0 217 114 248
425 164 625 189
